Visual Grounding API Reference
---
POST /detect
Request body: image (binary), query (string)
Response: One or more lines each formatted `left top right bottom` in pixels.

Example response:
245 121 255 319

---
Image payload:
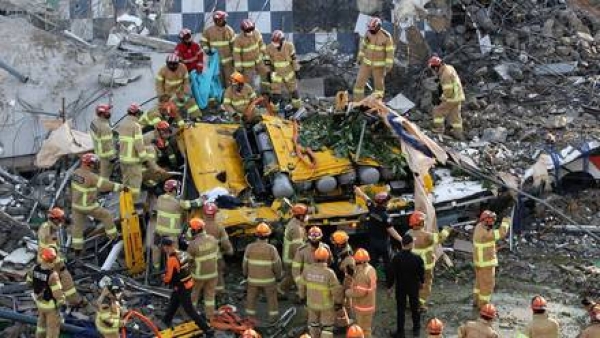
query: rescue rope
120 310 162 338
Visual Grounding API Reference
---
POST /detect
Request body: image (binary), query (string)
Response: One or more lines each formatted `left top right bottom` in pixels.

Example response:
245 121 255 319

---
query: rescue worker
278 203 308 295
173 90 202 121
37 208 82 306
299 247 343 338
331 230 355 330
292 226 333 289
161 237 214 337
427 55 466 140
155 54 190 97
264 30 301 110
353 17 395 101
201 11 236 85
406 211 451 311
387 235 424 338
95 277 125 338
71 153 122 252
581 306 600 338
222 71 257 120
233 19 270 92
138 96 168 131
186 218 219 318
345 248 376 338
203 202 234 294
472 210 510 309
427 318 444 338
153 121 182 171
458 303 499 338
175 28 203 73
243 222 282 323
141 128 170 196
116 103 147 201
90 104 116 178
27 248 65 338
241 329 261 338
517 295 560 338
347 325 365 338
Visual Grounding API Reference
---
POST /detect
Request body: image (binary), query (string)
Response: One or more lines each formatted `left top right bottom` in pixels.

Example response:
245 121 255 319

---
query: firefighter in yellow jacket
278 203 308 295
427 55 466 140
233 19 270 92
201 11 236 85
518 296 560 338
345 249 377 338
90 104 116 178
407 211 451 311
299 247 343 338
264 30 301 109
243 222 282 323
331 230 355 330
71 153 122 252
472 210 510 309
187 218 219 318
458 304 499 338
173 91 202 121
95 277 126 338
115 104 147 200
353 17 395 101
222 71 257 120
203 202 234 294
292 226 333 289
156 54 190 97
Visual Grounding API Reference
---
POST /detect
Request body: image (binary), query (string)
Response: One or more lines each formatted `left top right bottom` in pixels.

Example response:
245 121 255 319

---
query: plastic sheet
191 50 224 109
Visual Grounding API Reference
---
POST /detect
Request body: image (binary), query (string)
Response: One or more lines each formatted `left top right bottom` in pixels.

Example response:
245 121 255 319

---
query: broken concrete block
3 248 35 265
545 115 569 129
106 33 124 47
481 127 508 143
533 62 577 76
387 93 415 113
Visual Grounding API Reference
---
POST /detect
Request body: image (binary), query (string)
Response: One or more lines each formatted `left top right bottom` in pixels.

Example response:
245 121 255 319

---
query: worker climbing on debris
90 104 116 179
95 276 126 338
472 210 510 309
152 121 183 171
299 247 343 338
242 222 282 323
347 325 365 338
427 55 465 140
517 295 560 338
186 217 219 319
202 202 234 294
175 28 204 73
345 248 376 338
330 230 355 331
458 303 499 338
581 306 600 338
406 210 452 311
160 237 215 337
201 10 236 86
222 71 257 120
233 19 270 93
353 17 395 101
173 90 202 121
292 226 333 289
427 318 444 338
264 30 302 111
116 103 147 200
278 203 308 296
27 247 65 338
70 153 122 253
156 54 190 97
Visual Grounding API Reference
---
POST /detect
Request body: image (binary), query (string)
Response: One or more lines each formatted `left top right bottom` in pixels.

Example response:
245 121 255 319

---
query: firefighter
160 237 215 337
95 277 125 338
331 230 355 330
153 121 182 171
518 295 560 338
345 248 376 338
203 202 234 294
243 222 282 323
116 103 147 201
427 318 444 338
427 55 466 140
175 28 203 73
90 104 116 178
222 71 257 120
233 19 270 92
156 54 190 97
347 325 365 338
186 218 219 318
581 307 600 338
141 128 170 196
71 153 122 252
37 208 82 306
353 17 395 101
27 248 65 338
241 329 261 338
173 90 202 121
278 203 308 295
472 210 510 309
299 247 343 338
292 226 333 289
264 30 301 110
406 211 451 311
458 303 499 338
139 96 168 131
201 11 236 85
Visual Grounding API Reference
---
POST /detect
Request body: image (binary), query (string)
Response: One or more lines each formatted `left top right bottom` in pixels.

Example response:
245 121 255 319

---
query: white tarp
35 121 93 168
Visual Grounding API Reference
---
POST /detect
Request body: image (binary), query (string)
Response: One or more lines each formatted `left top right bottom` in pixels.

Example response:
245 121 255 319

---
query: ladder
120 190 146 275
157 322 203 338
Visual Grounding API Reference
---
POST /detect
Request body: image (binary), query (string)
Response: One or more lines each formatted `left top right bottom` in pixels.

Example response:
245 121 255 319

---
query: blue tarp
190 51 224 109
386 114 434 157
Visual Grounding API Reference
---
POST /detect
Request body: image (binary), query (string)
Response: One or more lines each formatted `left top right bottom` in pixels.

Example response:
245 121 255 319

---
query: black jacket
386 249 425 291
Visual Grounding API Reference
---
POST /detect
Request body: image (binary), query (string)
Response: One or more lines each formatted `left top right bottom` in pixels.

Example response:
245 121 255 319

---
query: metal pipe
101 240 124 270
0 308 99 336
0 59 29 83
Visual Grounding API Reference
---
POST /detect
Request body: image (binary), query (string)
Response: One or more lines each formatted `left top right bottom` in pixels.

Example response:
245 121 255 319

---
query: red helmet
427 318 444 335
367 17 382 31
48 207 65 221
531 295 547 311
203 202 218 216
428 55 442 68
127 103 141 115
179 28 192 40
41 247 57 263
96 104 112 116
480 210 497 226
408 211 426 228
213 11 228 21
480 303 497 319
241 19 255 32
166 54 180 64
272 30 284 43
81 153 98 167
374 191 390 204
156 120 170 132
164 179 179 192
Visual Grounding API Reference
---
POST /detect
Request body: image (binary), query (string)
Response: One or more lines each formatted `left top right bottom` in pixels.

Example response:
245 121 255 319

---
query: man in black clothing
387 234 425 338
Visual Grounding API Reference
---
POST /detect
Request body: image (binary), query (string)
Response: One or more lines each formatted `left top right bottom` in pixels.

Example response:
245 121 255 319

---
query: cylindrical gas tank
316 176 337 193
295 181 313 192
256 132 274 152
272 173 295 198
337 170 357 186
358 166 380 185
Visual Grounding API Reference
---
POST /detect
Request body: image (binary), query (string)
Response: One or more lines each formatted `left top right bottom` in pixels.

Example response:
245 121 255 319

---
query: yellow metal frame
157 321 203 338
119 191 146 275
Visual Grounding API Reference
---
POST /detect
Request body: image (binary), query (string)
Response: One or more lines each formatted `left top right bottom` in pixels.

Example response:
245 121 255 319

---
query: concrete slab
386 92 415 113
534 61 578 76
298 77 325 98
3 247 35 265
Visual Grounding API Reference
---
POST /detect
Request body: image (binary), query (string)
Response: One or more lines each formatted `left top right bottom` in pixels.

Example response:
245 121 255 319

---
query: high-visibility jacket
138 108 163 129
580 323 600 338
233 30 266 70
264 41 299 82
282 218 306 265
472 218 510 268
116 115 147 165
458 318 499 338
205 218 234 258
201 24 236 65
292 242 333 285
299 262 342 311
37 221 63 263
173 94 201 120
27 263 65 311
243 239 282 286
95 300 121 336
357 28 395 68
517 313 559 338
222 83 256 116
345 263 377 314
187 232 219 280
71 167 121 211
90 116 116 160
408 227 450 270
155 63 190 96
156 193 201 236
164 250 194 290
439 64 465 103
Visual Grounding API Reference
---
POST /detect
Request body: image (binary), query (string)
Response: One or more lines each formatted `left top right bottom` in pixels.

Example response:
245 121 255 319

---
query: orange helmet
480 303 497 319
373 191 389 204
203 202 218 216
48 207 65 221
156 120 170 131
81 153 98 167
292 203 308 216
241 329 260 338
307 226 323 241
347 324 364 338
255 222 272 237
230 71 245 84
314 247 330 261
428 55 442 68
480 210 497 226
272 30 284 43
531 295 547 311
427 318 444 335
189 218 205 231
331 230 349 245
408 211 426 228
353 248 370 263
40 247 57 263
